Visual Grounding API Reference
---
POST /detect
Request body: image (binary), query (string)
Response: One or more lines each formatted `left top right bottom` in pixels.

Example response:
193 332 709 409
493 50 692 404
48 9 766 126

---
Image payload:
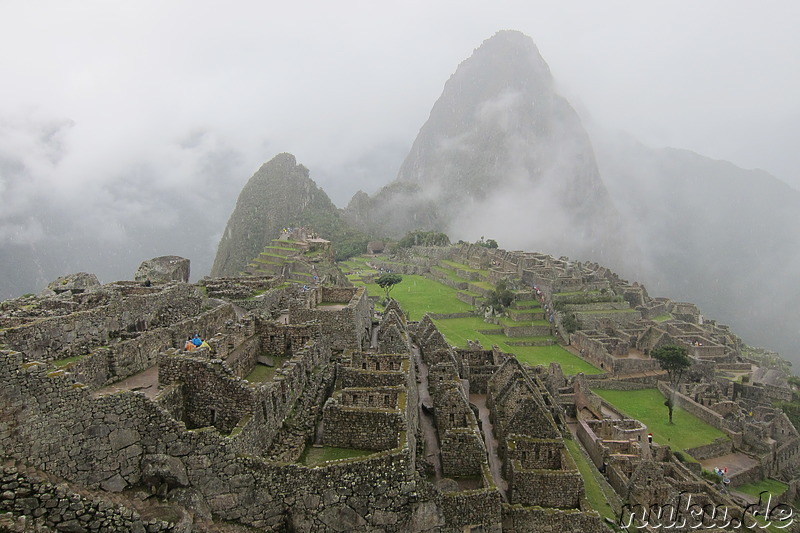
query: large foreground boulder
135 256 190 283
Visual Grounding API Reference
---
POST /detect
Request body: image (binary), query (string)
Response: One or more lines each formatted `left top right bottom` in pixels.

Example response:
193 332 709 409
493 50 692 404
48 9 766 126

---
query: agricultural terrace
592 388 728 458
341 257 601 375
431 316 601 375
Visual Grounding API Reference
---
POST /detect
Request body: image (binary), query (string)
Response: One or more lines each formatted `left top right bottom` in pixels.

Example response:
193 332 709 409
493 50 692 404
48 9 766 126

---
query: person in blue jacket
192 334 202 347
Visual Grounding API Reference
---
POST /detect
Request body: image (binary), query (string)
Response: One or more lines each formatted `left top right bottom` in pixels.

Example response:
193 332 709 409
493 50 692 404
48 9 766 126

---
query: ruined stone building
1 243 798 531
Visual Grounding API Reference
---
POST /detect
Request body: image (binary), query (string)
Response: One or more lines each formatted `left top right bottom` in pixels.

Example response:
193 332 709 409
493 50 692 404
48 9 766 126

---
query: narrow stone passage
412 344 443 480
470 393 508 501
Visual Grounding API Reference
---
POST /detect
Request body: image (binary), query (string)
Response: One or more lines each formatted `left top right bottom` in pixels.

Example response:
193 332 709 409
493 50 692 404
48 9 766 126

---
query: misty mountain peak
347 30 628 266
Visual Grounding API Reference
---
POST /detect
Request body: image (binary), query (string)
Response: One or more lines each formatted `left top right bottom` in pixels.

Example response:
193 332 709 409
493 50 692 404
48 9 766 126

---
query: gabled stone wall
322 387 406 451
440 427 486 477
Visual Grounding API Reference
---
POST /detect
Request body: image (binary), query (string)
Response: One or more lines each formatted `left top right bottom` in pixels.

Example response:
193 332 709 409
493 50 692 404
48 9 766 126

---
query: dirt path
412 344 442 480
470 393 508 501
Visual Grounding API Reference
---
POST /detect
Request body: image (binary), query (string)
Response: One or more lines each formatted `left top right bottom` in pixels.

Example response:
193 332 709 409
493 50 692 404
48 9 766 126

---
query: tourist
199 339 211 350
184 337 196 351
192 334 202 347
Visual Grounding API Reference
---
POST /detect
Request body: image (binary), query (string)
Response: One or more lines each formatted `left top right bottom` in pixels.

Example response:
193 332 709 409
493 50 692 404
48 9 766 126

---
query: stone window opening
362 362 367 370
375 361 380 370
384 395 390 407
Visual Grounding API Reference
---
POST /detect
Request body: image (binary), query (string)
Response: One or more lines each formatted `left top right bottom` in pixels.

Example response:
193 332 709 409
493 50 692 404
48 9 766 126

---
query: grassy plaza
341 257 602 375
592 388 729 456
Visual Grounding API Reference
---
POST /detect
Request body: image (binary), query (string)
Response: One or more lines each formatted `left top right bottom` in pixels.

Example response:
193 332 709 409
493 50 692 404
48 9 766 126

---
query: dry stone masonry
0 245 798 531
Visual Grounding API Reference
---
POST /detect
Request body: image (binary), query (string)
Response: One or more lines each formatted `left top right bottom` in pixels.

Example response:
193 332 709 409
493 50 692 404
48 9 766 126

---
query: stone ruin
0 245 798 531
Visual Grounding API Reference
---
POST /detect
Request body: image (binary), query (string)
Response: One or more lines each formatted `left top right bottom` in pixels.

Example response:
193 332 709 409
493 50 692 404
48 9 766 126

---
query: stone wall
322 380 407 452
684 438 733 460
438 486 502 532
257 321 319 357
158 353 253 433
0 283 203 362
507 458 583 508
735 381 794 404
576 420 608 469
290 286 371 351
338 366 408 388
54 303 238 389
0 347 428 531
0 460 187 532
440 428 486 477
504 436 583 508
501 504 607 533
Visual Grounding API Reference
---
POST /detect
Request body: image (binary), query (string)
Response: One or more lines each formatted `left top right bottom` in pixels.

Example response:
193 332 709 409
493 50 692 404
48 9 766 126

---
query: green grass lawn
340 258 600 375
52 354 86 368
592 388 728 456
512 299 541 308
736 478 788 499
513 345 602 375
432 316 602 375
358 274 473 320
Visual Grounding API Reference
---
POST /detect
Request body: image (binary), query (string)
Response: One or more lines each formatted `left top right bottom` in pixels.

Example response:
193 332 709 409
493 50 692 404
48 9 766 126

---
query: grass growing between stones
592 388 728 456
52 355 85 368
245 359 288 383
564 438 617 523
300 446 374 466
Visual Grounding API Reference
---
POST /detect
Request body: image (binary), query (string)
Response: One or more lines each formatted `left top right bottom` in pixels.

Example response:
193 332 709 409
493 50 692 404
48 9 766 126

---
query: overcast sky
1 0 798 266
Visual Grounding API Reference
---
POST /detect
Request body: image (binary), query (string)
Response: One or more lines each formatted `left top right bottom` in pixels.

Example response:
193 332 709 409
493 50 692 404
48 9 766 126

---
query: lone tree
375 273 403 301
485 280 514 313
652 344 692 424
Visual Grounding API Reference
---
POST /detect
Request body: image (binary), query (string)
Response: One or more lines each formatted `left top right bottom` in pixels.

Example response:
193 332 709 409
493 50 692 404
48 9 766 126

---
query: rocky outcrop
134 256 190 283
46 272 101 294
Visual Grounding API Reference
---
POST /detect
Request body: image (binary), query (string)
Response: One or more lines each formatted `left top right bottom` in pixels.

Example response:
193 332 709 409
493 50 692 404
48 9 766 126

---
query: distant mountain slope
344 30 633 269
211 153 366 277
594 132 800 364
